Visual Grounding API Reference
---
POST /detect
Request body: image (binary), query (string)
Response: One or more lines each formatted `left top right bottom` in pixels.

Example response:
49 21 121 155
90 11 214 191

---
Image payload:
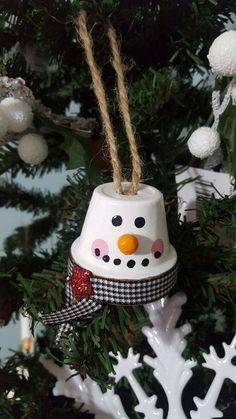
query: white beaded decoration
187 127 220 159
188 31 236 160
17 133 48 165
0 97 33 133
208 30 236 77
0 108 9 138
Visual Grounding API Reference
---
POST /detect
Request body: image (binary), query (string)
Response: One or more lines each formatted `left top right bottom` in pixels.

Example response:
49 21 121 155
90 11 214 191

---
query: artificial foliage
0 1 236 418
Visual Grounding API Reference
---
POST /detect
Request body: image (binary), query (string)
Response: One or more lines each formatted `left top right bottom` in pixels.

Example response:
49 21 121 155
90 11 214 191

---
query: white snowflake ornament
187 127 220 159
191 335 236 419
0 97 33 133
17 133 48 165
111 349 162 418
41 292 236 419
208 30 236 77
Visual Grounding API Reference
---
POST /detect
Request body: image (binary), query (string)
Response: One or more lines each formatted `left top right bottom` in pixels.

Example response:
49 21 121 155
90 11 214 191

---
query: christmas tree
0 1 236 418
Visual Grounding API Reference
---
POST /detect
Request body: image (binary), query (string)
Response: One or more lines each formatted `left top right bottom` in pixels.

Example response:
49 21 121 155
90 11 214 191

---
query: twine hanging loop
74 10 141 195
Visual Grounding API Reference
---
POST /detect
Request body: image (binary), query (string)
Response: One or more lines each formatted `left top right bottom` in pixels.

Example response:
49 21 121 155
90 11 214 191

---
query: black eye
112 215 122 226
134 217 145 228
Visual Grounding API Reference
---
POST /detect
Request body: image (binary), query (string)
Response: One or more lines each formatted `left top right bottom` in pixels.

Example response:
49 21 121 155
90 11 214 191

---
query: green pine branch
0 180 65 215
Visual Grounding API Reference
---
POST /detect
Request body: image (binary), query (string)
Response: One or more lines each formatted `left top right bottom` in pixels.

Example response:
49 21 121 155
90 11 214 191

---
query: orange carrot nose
117 234 138 255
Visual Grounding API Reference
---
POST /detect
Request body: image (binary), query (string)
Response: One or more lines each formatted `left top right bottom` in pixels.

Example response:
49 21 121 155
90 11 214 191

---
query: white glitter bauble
18 133 48 165
0 108 8 138
207 30 236 77
0 97 33 133
187 127 220 159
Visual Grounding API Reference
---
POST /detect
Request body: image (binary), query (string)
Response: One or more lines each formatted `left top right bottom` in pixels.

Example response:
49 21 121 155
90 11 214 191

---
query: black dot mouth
141 258 149 266
127 259 135 268
102 257 151 268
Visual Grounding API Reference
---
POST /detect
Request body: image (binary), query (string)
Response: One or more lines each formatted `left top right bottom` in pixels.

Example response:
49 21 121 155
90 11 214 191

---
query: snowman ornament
41 11 178 329
42 182 178 326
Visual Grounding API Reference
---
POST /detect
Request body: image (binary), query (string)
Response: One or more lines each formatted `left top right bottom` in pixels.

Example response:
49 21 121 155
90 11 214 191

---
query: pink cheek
151 239 164 259
92 239 109 259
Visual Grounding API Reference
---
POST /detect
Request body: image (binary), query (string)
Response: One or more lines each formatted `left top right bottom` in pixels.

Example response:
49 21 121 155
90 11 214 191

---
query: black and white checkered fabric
55 263 76 342
43 258 102 328
55 322 72 344
42 298 103 325
65 257 76 303
91 264 177 305
41 258 178 326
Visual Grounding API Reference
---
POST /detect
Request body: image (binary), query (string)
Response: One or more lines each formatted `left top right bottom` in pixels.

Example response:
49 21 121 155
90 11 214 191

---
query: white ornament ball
0 97 33 133
207 30 236 77
17 133 48 165
0 108 8 138
187 127 220 159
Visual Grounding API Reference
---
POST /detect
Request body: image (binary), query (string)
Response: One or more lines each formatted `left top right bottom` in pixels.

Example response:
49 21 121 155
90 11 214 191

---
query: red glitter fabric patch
71 265 93 299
